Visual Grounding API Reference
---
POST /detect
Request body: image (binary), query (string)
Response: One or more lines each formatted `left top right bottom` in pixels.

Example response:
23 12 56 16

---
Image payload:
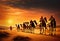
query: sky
0 0 60 26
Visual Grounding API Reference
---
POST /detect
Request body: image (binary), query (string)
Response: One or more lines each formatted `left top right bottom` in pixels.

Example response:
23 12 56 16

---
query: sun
8 19 13 24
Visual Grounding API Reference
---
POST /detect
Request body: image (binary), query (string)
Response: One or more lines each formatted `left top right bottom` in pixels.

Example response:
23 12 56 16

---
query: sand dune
0 26 60 41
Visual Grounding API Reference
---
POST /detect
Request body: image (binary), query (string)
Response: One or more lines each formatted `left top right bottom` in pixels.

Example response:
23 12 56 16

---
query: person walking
30 20 35 33
10 26 12 31
23 23 26 32
49 16 56 35
44 17 47 34
39 16 45 34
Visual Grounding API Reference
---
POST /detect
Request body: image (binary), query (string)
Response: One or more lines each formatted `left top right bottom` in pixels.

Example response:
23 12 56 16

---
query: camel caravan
10 16 56 35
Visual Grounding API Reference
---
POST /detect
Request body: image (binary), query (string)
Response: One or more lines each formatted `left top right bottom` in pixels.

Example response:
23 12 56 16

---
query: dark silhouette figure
15 24 20 31
25 22 29 29
15 24 17 30
20 24 23 27
39 16 46 34
20 24 23 30
17 24 20 31
23 23 26 32
44 17 47 34
30 20 35 33
30 20 35 28
49 16 56 35
10 26 12 31
34 20 37 26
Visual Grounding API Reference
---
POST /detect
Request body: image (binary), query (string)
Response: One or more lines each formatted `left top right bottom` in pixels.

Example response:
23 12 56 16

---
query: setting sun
8 19 13 24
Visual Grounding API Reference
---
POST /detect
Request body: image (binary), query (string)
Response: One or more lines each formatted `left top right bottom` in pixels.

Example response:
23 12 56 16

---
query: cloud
0 0 60 25
0 0 60 10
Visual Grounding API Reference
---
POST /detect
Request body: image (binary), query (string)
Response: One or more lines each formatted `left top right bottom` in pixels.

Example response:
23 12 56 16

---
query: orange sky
0 4 60 26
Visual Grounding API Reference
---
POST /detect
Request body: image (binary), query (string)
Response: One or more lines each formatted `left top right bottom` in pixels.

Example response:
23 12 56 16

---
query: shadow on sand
0 31 10 38
13 36 31 41
0 31 10 41
45 34 60 39
51 35 60 38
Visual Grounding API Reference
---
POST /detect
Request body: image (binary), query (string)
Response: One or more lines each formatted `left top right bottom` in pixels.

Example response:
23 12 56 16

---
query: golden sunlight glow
14 12 22 15
0 4 59 26
46 21 51 25
8 19 13 24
